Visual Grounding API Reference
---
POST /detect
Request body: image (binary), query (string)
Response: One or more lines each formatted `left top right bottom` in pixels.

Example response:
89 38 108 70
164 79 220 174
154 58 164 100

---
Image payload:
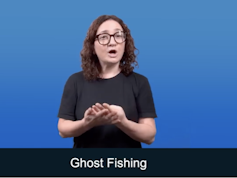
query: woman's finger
86 107 93 115
111 115 119 124
104 112 113 120
92 105 99 112
112 114 118 121
102 103 113 113
96 109 108 117
95 103 104 110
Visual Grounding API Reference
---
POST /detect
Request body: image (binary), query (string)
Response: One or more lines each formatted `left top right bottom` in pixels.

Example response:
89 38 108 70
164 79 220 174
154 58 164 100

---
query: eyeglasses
95 31 126 45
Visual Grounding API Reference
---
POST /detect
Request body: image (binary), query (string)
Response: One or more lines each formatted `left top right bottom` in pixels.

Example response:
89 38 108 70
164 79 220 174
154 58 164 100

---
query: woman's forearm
116 118 156 145
58 118 90 138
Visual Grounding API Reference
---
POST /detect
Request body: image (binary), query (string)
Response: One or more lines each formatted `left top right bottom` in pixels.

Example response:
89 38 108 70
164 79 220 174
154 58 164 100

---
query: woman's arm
58 107 113 138
58 118 90 138
116 117 156 145
102 103 156 145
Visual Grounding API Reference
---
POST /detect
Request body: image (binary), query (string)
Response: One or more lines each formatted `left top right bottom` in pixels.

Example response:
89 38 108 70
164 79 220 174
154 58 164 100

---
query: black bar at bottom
0 148 236 176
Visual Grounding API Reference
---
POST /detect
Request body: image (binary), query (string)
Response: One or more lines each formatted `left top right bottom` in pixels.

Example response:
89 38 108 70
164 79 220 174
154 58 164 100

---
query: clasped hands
83 103 126 128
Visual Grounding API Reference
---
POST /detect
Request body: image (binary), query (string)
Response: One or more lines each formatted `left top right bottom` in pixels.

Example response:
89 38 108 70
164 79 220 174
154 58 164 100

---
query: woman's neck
99 63 121 79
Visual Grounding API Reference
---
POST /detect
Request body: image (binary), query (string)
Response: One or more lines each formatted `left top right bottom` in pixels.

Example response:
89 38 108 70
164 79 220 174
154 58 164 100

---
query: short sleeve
136 77 157 119
57 74 78 121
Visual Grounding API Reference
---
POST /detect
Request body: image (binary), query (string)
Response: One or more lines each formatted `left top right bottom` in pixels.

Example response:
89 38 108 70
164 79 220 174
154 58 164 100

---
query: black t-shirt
57 71 157 148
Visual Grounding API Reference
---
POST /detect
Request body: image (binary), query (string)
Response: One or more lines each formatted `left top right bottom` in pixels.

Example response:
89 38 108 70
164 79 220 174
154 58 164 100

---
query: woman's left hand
102 103 127 124
91 103 127 125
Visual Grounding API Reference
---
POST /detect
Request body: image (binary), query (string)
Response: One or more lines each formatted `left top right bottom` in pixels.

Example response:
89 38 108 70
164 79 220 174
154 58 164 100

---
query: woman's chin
102 58 121 65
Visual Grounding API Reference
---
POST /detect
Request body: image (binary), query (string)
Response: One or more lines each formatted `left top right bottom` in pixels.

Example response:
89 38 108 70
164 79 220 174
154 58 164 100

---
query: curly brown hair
80 15 138 81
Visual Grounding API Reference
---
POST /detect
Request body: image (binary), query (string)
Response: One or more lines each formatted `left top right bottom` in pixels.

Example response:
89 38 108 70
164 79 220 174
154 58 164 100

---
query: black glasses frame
95 31 126 45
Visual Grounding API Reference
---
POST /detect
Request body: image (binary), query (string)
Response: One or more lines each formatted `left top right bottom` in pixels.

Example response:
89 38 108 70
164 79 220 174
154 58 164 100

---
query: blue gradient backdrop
0 0 236 148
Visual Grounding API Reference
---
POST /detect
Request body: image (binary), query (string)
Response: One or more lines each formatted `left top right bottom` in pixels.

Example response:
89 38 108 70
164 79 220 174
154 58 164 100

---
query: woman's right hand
83 104 117 128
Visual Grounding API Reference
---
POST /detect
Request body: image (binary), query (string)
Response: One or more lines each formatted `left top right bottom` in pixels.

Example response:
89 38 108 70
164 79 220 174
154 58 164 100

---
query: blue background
0 0 236 148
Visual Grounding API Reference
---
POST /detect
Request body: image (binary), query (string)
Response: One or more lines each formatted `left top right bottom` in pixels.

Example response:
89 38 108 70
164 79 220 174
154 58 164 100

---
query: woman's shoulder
66 71 84 82
126 71 149 86
129 71 148 79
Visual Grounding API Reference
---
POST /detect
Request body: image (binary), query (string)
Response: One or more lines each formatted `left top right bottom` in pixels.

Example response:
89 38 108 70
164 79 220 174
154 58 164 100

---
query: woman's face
94 19 125 66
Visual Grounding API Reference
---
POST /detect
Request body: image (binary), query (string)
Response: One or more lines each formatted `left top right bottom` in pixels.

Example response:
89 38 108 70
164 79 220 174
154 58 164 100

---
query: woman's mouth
108 49 117 58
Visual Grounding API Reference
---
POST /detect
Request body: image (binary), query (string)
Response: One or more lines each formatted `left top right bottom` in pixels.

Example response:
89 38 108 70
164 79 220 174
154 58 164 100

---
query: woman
57 15 157 148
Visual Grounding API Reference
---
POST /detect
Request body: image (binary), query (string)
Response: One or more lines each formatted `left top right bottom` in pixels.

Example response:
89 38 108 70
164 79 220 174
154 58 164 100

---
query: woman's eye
100 36 108 39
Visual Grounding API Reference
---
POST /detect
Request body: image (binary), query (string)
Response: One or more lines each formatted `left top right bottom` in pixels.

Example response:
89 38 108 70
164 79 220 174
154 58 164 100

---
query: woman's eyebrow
98 28 123 34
